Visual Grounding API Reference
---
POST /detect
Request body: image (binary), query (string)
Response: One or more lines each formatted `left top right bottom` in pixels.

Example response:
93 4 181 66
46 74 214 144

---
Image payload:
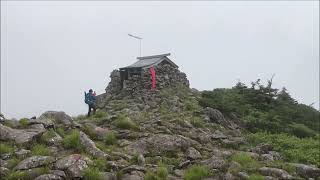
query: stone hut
102 53 189 98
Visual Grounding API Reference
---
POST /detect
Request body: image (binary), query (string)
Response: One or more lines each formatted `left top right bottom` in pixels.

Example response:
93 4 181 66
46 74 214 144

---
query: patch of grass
184 165 211 180
248 174 264 180
82 124 98 140
229 153 261 173
7 157 20 169
19 118 30 128
31 144 51 156
161 157 182 168
144 164 168 180
104 132 117 145
63 129 81 150
247 132 320 167
5 170 31 180
190 117 205 128
40 129 57 144
83 167 103 180
93 158 108 171
0 142 14 154
90 111 108 119
265 161 296 174
114 114 138 130
130 154 139 164
56 127 66 138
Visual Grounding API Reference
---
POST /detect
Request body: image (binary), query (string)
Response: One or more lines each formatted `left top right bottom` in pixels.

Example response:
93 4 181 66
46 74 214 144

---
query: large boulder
201 155 226 170
259 167 293 179
29 118 54 129
79 131 110 159
292 163 320 178
39 111 74 127
14 156 56 170
203 107 237 129
126 134 193 155
0 124 46 144
185 147 201 160
54 154 92 178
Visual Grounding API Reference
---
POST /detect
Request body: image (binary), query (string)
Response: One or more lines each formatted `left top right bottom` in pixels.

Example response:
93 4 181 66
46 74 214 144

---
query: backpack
84 92 90 104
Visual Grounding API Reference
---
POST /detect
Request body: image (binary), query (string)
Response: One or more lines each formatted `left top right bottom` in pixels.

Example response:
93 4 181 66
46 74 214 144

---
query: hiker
84 89 96 117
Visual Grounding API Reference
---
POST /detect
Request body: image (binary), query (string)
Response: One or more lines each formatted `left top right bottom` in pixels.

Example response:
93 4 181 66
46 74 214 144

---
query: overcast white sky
1 1 319 119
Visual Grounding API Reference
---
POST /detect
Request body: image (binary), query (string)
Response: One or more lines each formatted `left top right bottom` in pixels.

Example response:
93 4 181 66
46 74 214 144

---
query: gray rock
224 172 235 180
0 166 9 176
122 165 147 173
0 159 8 168
122 174 144 180
34 174 63 180
100 172 117 180
0 124 46 144
292 163 320 178
186 147 201 160
79 131 111 159
201 156 226 169
237 172 249 179
29 118 54 129
252 143 273 154
39 111 74 127
42 131 63 146
49 170 66 179
55 154 92 178
137 154 145 166
15 149 31 159
14 156 55 170
174 169 184 177
259 167 293 179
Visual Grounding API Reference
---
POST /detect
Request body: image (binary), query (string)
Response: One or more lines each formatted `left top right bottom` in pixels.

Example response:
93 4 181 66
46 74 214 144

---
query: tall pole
139 39 142 57
128 34 143 57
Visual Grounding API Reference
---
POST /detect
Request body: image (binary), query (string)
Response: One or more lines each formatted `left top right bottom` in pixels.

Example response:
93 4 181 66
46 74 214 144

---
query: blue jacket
85 92 96 106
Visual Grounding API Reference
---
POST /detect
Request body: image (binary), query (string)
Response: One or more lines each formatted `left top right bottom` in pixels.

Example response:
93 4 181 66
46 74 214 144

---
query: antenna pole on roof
128 33 143 57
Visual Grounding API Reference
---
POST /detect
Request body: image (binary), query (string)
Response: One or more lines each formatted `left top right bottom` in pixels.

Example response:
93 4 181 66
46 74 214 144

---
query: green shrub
247 132 320 167
19 118 30 128
31 144 51 156
0 142 14 154
63 130 81 150
290 123 316 138
230 153 260 173
190 117 205 128
248 174 264 180
115 115 138 130
104 132 117 145
184 165 211 180
83 167 103 180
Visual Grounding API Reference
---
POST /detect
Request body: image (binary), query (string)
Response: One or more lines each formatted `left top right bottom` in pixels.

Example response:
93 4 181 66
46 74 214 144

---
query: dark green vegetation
199 79 320 167
199 79 319 135
184 165 211 180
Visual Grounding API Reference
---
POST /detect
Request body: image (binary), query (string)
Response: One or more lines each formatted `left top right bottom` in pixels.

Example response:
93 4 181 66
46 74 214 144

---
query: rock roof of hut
120 53 178 70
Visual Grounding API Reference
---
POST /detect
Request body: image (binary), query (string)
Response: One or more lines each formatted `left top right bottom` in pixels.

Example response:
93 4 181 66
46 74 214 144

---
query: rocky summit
1 56 319 180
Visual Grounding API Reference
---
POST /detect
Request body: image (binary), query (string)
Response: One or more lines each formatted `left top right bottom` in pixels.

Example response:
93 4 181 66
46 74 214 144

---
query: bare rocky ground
0 86 319 180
